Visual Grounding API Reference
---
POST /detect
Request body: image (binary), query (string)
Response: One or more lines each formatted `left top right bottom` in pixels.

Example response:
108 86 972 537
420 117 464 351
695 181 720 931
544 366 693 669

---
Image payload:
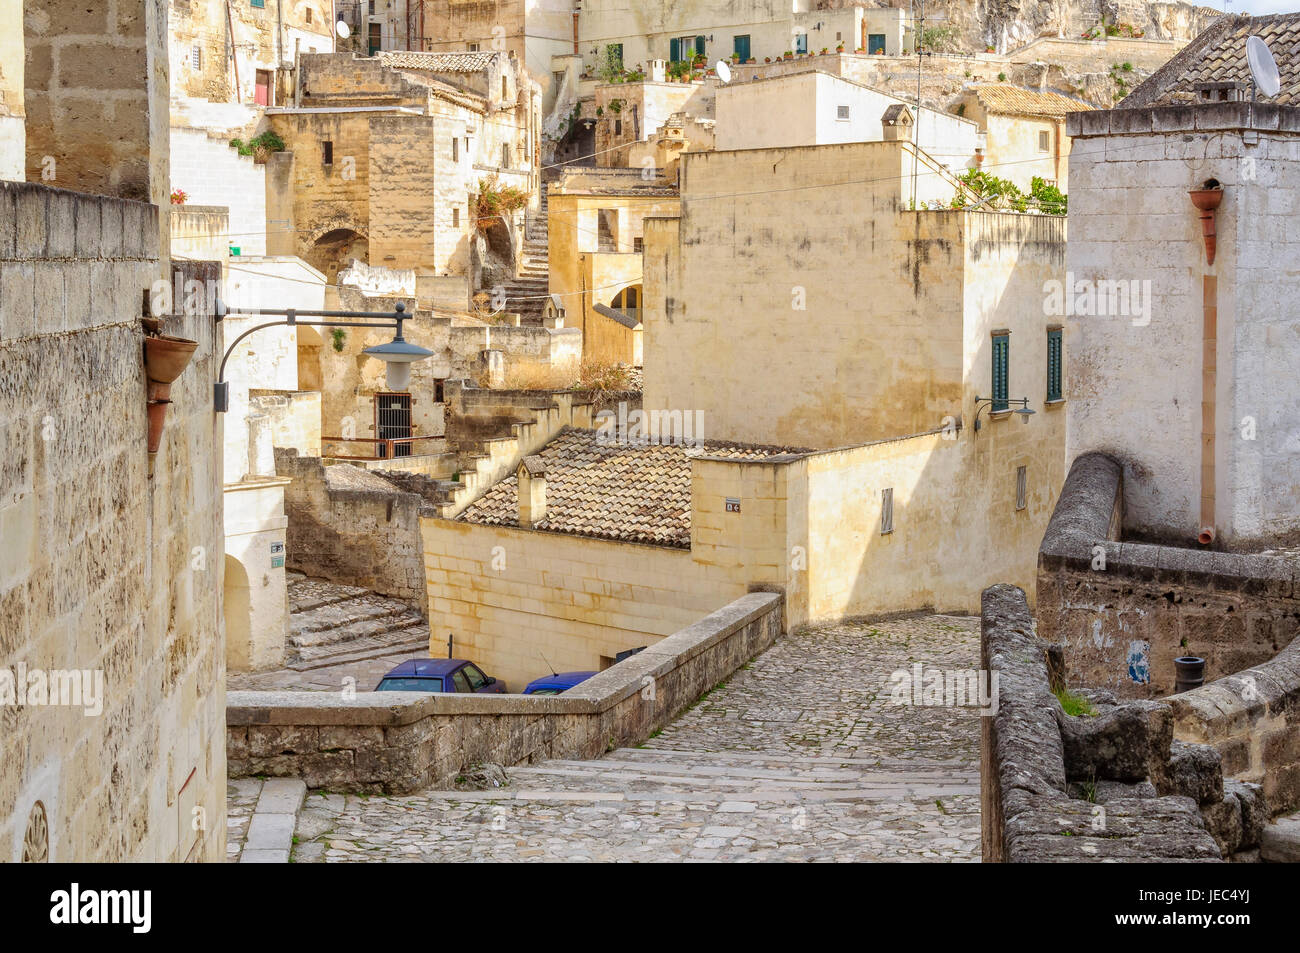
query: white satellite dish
715 60 732 83
1246 35 1280 98
335 20 352 39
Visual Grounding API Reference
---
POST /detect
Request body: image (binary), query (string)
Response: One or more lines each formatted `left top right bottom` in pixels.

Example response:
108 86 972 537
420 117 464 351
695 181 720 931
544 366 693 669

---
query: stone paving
236 614 984 862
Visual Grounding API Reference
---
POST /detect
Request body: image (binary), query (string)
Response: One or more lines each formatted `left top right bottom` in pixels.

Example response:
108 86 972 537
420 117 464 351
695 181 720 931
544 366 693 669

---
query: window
501 143 511 168
191 44 202 71
597 209 618 252
992 332 1009 412
368 1 375 13
868 33 886 54
614 118 622 136
375 393 412 458
322 139 333 165
1038 130 1051 153
501 76 508 99
368 21 381 55
881 488 894 535
452 207 460 227
305 7 312 22
633 237 643 253
606 43 623 71
451 669 472 693
1016 466 1028 511
836 104 850 121
463 664 488 690
451 137 458 162
251 0 265 7
733 34 751 62
1047 327 1063 402
795 34 808 54
671 35 704 61
467 42 480 51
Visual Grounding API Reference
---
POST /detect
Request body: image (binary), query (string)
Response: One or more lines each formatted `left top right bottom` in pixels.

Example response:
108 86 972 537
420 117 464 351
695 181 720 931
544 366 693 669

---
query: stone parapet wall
982 584 1258 862
227 591 782 793
1169 636 1300 816
1037 453 1300 698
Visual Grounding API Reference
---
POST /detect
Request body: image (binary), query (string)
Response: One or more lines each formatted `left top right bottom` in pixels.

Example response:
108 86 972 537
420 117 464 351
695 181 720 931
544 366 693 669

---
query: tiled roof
458 427 810 548
969 84 1091 118
1125 14 1300 108
380 50 498 73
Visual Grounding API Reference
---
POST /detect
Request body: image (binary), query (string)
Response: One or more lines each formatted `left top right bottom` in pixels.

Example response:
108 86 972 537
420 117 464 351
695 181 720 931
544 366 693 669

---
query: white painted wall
170 127 268 256
1066 116 1300 546
221 257 327 485
716 72 978 173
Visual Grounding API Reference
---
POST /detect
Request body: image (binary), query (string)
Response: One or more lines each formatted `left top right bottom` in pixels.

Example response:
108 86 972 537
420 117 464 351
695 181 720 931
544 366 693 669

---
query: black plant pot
1174 656 1205 694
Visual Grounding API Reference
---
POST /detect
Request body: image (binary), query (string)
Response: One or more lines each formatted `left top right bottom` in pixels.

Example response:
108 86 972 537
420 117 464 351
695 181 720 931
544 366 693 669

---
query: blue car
374 658 508 694
522 671 597 696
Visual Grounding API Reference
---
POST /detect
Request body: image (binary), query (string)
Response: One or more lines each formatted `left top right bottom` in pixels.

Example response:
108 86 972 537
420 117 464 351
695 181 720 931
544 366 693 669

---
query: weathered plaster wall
0 184 225 862
170 128 268 256
1065 104 1300 546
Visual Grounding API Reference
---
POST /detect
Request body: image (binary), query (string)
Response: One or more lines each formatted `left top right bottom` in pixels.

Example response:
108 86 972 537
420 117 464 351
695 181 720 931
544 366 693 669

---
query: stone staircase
285 574 428 670
507 747 980 802
497 189 550 322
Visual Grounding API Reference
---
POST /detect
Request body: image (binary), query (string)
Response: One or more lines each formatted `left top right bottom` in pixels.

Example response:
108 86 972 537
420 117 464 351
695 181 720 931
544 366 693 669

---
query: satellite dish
335 20 351 39
715 60 732 83
1246 35 1280 98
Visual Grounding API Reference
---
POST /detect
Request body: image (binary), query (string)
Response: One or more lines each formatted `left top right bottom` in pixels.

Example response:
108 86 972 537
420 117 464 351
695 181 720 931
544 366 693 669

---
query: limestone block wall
24 0 169 208
250 389 323 458
169 129 268 256
227 591 782 792
170 205 231 262
277 450 430 615
1037 452 1300 699
0 183 225 861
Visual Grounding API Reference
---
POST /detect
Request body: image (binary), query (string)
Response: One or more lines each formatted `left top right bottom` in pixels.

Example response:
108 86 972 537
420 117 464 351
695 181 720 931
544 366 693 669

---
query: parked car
374 659 507 694
522 671 597 696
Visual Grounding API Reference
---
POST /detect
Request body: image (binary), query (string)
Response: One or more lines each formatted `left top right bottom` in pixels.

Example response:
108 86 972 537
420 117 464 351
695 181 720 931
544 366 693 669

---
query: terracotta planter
144 334 198 384
147 400 171 455
1189 186 1223 265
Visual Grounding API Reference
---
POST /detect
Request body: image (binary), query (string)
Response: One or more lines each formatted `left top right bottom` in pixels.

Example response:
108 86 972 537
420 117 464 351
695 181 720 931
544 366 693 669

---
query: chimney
881 104 913 141
517 456 547 528
650 59 667 82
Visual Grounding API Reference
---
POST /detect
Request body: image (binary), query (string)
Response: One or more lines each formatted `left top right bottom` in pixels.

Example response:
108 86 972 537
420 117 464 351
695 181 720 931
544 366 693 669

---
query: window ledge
1044 398 1066 407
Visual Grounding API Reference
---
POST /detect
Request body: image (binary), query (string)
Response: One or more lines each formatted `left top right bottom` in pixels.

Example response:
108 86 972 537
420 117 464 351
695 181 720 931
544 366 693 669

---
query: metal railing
321 436 443 461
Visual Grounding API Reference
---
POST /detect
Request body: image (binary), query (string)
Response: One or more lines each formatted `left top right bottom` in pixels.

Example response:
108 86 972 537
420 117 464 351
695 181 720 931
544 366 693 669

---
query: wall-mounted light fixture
214 301 432 411
972 395 1034 431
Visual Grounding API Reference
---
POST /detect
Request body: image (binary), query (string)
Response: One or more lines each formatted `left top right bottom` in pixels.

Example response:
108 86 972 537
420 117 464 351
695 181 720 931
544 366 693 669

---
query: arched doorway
610 284 642 324
306 228 368 284
224 554 252 672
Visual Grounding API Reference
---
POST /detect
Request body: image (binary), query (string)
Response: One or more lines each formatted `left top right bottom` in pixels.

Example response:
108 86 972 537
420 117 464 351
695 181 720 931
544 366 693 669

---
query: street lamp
972 396 1035 432
214 301 433 411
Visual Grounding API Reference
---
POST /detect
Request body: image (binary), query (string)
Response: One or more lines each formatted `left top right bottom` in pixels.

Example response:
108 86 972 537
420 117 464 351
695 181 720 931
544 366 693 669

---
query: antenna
539 650 558 677
715 60 732 84
1246 35 1281 100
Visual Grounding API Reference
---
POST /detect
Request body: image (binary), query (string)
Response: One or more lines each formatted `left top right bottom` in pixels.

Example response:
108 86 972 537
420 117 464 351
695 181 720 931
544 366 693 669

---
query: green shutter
734 35 751 61
992 334 1009 412
695 36 706 56
251 0 265 7
1047 328 1063 402
670 37 681 62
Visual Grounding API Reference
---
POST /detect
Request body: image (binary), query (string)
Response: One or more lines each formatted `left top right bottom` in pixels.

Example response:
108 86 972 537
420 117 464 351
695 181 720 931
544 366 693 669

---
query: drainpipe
1189 181 1223 545
226 0 242 103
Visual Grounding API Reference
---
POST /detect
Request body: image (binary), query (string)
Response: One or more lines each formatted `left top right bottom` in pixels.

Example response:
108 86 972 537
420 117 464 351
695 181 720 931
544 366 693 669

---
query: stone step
603 747 976 771
290 597 424 643
510 757 974 787
287 578 371 614
289 631 429 670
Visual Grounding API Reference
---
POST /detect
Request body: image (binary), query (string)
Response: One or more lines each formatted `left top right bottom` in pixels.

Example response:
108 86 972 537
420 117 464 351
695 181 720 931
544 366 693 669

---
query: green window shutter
1047 328 1063 402
251 0 265 7
992 334 1009 412
734 35 751 61
796 34 808 54
670 37 681 62
695 36 706 56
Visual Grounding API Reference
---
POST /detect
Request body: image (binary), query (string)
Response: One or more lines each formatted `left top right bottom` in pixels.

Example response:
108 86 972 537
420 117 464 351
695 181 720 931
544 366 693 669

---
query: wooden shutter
992 333 1009 411
670 37 680 62
881 488 894 535
1047 328 1063 402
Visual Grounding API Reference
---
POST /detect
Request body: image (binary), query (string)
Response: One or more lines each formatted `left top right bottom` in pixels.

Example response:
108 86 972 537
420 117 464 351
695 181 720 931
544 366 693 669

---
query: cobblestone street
228 615 983 862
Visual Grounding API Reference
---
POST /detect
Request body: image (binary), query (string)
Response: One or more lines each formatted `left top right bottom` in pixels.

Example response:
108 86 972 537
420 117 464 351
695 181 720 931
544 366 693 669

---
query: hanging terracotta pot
1188 185 1223 265
144 334 198 385
147 400 171 455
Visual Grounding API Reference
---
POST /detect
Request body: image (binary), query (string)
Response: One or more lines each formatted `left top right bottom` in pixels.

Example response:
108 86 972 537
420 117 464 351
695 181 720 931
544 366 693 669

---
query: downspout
226 0 241 103
1189 180 1223 545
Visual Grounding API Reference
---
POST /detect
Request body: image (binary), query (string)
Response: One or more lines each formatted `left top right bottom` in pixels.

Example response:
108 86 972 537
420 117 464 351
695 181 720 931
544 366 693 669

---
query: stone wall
1038 452 1300 699
0 181 225 861
277 450 430 615
1169 636 1300 816
170 128 267 256
227 590 782 793
981 584 1262 862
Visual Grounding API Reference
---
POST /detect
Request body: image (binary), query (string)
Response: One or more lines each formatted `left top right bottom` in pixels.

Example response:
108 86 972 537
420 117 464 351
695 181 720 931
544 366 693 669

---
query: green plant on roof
1053 684 1097 717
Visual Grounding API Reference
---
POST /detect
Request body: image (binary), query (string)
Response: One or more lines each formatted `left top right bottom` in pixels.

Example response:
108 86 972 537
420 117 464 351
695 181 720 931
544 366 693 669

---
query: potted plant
764 56 771 63
170 189 187 205
875 48 885 55
746 57 755 64
783 50 793 60
836 44 844 53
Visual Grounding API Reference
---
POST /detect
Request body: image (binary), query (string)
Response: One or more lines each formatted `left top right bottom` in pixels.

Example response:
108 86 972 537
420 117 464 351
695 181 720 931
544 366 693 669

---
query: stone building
546 167 680 365
951 84 1089 192
169 0 336 108
266 50 541 306
1 1 226 861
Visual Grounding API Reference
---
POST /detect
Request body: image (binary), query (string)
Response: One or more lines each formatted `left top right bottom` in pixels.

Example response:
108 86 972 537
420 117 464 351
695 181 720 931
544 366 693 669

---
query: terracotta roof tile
458 428 810 548
969 84 1092 118
380 50 499 73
